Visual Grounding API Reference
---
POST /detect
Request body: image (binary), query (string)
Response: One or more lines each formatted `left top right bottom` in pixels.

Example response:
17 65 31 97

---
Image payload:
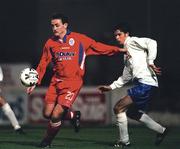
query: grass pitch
0 125 179 149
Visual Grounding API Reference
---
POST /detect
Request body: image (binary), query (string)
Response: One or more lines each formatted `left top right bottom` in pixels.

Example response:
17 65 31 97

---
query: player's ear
64 23 68 29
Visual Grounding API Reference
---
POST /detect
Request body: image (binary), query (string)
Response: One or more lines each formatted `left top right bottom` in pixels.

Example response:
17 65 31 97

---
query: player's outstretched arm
98 85 112 93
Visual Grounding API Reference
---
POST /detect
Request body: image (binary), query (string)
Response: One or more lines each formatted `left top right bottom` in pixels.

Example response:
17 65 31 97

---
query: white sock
139 113 165 133
116 112 129 143
2 103 21 130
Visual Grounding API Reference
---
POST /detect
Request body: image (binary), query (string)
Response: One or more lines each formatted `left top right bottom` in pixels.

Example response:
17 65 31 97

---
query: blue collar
63 29 71 42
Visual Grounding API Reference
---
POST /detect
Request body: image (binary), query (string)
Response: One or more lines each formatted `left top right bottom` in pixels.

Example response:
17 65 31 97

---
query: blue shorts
127 82 156 111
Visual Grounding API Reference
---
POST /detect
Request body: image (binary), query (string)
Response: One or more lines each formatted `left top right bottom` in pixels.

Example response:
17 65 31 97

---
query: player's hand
119 48 127 52
26 85 36 94
98 85 112 93
149 64 162 75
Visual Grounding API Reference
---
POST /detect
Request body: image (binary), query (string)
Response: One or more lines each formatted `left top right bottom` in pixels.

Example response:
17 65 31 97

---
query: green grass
0 125 179 149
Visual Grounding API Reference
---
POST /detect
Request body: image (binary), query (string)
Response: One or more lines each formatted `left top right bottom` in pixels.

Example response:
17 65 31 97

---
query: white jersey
110 36 158 90
0 66 3 82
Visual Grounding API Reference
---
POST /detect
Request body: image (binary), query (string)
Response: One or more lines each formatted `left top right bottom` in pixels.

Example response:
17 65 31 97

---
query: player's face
51 19 68 37
114 29 128 45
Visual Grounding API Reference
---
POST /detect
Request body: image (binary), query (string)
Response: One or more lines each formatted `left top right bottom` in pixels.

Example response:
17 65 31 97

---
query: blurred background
0 0 180 126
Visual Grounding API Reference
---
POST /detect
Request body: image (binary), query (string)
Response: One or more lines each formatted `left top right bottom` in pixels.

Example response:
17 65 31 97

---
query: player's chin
54 32 59 36
119 41 123 45
116 40 122 45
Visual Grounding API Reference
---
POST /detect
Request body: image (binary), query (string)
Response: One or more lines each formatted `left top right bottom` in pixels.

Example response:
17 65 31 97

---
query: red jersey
36 31 120 84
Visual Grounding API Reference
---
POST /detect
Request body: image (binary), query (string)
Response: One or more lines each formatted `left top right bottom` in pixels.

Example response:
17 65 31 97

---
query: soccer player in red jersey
26 13 126 147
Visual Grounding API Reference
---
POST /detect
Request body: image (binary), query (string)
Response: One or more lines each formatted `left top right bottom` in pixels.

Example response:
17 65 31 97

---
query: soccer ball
20 68 39 87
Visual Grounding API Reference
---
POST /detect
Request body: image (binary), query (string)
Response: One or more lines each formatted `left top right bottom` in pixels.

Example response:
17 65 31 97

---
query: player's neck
58 30 67 40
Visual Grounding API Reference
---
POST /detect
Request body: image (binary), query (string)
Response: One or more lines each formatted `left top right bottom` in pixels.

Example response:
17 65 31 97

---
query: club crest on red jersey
69 38 75 46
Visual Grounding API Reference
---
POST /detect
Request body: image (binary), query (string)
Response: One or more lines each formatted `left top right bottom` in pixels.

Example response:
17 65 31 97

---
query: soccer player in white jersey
98 23 168 147
0 66 25 134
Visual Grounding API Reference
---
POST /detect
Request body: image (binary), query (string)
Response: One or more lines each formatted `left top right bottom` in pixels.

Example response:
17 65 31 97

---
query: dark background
0 0 180 112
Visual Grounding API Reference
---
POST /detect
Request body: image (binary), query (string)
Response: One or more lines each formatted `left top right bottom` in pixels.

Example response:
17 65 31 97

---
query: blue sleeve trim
78 43 84 66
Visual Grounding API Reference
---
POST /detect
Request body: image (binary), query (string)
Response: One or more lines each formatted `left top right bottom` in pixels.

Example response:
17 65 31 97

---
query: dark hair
113 22 131 35
50 13 69 24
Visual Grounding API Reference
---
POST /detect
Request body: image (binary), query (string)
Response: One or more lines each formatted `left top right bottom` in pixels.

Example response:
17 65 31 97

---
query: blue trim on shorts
127 82 154 111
